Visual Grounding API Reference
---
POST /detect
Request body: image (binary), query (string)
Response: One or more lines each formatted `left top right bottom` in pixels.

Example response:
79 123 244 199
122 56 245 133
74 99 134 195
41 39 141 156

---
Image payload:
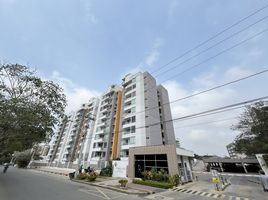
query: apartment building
47 98 99 168
226 142 246 159
47 114 76 166
119 72 176 160
89 85 122 169
47 71 176 170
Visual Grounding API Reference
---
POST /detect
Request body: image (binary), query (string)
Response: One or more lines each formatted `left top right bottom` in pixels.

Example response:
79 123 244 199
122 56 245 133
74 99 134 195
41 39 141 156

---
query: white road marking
79 188 108 199
95 187 111 200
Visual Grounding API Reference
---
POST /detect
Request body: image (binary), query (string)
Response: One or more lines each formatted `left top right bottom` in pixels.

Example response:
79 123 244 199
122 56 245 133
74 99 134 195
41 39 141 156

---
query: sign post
211 170 222 191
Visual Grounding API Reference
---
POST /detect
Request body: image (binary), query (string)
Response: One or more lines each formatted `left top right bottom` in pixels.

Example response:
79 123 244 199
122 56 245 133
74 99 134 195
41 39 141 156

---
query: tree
0 64 66 160
232 102 268 156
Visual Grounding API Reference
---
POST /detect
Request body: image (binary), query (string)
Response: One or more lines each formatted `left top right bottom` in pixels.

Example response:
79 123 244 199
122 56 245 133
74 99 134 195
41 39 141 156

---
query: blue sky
1 0 268 155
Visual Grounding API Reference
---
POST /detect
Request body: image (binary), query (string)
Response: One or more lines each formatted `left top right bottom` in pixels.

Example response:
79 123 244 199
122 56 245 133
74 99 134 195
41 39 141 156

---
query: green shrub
15 150 32 168
118 179 128 187
100 165 113 177
86 172 97 182
169 174 181 186
77 172 97 182
76 173 88 180
141 168 170 182
132 179 173 189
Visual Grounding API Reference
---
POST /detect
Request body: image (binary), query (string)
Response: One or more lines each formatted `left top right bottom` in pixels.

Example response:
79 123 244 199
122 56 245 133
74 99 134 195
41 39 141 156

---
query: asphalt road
0 166 140 200
1 167 266 200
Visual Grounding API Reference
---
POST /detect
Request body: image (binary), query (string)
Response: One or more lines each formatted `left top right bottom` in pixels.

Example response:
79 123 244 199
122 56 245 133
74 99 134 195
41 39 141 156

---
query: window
125 91 136 100
123 116 136 125
123 126 135 134
125 84 136 93
129 136 135 144
134 154 169 178
120 150 129 157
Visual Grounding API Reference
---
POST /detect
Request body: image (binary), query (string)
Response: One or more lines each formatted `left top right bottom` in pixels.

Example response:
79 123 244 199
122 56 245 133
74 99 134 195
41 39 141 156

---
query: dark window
145 155 155 160
156 154 167 160
145 160 156 167
156 161 168 167
135 155 144 160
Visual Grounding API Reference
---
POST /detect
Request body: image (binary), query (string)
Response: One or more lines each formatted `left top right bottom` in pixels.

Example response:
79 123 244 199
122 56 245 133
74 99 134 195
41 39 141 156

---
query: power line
155 15 268 77
15 96 268 141
133 96 268 131
151 3 268 75
133 69 268 116
171 116 239 129
123 28 268 120
170 106 245 123
160 28 268 83
120 4 268 98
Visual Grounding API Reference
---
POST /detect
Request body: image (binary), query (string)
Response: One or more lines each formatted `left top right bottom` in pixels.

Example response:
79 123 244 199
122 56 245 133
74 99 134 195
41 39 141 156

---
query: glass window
129 136 135 145
145 155 155 160
145 160 155 167
135 155 144 160
156 154 167 160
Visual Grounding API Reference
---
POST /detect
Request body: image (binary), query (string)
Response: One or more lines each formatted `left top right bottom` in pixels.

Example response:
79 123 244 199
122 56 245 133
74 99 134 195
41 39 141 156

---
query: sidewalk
73 178 161 195
33 167 159 195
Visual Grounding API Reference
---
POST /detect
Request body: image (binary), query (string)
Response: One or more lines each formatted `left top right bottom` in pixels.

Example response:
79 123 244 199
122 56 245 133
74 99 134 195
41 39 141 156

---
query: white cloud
134 37 164 70
120 38 164 81
163 66 263 156
51 71 101 114
145 38 164 67
84 1 98 24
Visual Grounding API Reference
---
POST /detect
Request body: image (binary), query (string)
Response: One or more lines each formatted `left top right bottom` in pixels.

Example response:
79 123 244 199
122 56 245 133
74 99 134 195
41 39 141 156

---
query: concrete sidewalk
33 167 159 195
74 178 161 195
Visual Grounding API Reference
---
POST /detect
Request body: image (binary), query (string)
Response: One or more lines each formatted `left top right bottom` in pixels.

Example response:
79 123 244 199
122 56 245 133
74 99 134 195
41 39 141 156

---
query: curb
36 169 69 177
247 179 261 185
71 179 153 195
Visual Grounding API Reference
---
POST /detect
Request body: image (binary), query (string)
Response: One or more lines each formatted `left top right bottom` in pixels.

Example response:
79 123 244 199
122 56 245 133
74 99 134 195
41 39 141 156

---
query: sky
0 0 268 156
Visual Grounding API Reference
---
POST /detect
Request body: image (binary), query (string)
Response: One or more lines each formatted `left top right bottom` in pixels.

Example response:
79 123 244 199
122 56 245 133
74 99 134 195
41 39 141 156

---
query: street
0 166 139 200
1 167 267 200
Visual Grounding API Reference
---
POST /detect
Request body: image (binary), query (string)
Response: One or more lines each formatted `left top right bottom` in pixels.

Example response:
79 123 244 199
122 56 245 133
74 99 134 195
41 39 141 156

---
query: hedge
132 179 173 189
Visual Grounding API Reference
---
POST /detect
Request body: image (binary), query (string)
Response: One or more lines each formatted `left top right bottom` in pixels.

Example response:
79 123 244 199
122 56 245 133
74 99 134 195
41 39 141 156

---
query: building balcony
121 132 135 138
94 137 105 143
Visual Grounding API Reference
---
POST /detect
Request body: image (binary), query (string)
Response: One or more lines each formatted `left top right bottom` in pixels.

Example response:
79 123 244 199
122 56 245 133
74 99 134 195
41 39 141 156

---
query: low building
125 144 194 182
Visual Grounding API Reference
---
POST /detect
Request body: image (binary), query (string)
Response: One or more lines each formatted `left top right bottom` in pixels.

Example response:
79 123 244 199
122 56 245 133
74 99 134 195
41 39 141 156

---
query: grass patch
132 179 173 189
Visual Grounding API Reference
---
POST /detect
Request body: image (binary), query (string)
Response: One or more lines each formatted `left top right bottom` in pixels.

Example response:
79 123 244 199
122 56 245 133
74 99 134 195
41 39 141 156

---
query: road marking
95 187 111 200
79 188 108 199
174 188 254 200
200 192 207 196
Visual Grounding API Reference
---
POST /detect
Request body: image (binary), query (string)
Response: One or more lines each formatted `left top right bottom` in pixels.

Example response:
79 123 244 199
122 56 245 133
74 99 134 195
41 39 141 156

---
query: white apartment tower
119 72 175 159
89 85 122 169
47 98 99 168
